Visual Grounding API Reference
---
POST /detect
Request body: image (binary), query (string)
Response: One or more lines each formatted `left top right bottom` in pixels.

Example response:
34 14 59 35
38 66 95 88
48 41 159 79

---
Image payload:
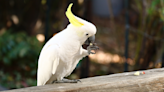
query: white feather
37 25 91 86
37 44 59 86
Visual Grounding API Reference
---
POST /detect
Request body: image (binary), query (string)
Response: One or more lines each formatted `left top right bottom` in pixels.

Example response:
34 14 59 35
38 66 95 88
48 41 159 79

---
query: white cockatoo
37 3 98 86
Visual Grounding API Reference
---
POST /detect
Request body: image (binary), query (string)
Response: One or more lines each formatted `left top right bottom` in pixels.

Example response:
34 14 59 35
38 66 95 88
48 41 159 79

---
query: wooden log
2 68 164 92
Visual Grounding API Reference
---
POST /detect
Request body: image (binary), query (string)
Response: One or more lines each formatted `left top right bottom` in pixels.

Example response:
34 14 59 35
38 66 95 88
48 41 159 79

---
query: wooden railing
2 68 164 92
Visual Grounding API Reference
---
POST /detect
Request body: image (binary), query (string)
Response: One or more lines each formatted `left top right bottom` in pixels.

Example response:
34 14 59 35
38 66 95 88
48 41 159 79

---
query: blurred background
0 0 164 90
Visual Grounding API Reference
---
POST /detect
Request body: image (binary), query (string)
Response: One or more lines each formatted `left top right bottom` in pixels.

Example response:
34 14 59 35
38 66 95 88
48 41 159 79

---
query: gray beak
84 35 95 45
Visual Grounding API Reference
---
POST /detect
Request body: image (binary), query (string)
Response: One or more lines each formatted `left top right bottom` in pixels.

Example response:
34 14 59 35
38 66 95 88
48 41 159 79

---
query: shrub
0 30 43 89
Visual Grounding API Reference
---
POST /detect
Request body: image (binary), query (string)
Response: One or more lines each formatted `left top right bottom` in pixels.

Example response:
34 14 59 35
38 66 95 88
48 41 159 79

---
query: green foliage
0 31 42 89
131 0 164 69
147 0 160 15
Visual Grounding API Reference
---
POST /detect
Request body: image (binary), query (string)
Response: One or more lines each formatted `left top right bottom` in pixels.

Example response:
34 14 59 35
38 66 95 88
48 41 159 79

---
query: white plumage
37 3 97 86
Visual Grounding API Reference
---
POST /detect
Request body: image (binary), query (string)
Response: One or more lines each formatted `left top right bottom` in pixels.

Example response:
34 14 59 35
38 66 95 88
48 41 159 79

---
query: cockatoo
37 3 98 86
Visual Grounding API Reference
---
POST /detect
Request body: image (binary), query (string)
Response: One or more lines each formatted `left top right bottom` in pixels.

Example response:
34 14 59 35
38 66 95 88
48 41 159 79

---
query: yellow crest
66 3 84 27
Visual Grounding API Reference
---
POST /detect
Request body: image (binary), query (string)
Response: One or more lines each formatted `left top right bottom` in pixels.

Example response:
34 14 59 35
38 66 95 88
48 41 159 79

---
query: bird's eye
86 33 89 36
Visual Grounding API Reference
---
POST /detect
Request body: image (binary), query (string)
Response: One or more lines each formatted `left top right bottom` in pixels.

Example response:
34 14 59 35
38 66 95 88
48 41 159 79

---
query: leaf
148 0 160 15
19 47 29 57
3 57 10 65
151 0 160 8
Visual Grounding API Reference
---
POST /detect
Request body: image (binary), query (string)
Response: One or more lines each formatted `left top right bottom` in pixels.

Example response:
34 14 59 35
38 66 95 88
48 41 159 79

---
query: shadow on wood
2 68 164 92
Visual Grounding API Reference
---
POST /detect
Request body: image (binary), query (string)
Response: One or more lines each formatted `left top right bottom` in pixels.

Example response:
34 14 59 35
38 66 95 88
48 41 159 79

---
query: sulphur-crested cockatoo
37 3 98 86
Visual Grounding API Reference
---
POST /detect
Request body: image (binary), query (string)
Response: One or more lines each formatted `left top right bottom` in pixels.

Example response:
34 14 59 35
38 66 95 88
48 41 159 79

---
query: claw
76 79 81 82
87 43 99 54
53 78 81 83
89 46 99 50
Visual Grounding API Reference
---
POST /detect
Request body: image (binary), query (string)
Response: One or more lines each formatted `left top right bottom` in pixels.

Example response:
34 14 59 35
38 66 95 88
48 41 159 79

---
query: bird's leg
53 78 81 83
87 43 99 54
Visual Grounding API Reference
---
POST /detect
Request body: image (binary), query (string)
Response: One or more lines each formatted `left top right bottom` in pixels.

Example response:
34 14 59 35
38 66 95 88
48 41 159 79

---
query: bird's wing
37 44 59 86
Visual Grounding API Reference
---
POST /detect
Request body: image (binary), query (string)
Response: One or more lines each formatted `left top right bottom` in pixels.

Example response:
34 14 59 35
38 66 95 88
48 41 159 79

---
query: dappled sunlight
89 50 123 64
78 0 84 5
11 15 19 25
35 20 42 29
113 54 120 63
36 34 45 42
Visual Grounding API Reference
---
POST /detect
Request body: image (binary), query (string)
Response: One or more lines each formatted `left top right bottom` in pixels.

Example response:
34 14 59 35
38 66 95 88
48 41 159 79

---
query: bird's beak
84 35 95 45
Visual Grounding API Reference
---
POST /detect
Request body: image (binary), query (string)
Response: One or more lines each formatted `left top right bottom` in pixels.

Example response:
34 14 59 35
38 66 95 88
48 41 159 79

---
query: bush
0 30 43 89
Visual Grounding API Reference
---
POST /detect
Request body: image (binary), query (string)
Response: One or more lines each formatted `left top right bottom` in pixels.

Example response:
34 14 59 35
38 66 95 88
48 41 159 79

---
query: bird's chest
59 41 81 62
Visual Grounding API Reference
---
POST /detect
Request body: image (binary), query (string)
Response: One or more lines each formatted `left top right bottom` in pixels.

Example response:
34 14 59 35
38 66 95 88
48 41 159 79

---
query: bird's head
65 3 97 45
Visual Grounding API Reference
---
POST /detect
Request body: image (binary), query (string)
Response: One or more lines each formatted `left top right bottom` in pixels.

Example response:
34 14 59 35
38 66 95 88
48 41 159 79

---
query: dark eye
86 33 89 36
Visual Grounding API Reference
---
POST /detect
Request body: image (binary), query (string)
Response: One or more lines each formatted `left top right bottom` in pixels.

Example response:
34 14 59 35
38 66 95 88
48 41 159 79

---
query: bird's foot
87 43 99 54
53 78 81 83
